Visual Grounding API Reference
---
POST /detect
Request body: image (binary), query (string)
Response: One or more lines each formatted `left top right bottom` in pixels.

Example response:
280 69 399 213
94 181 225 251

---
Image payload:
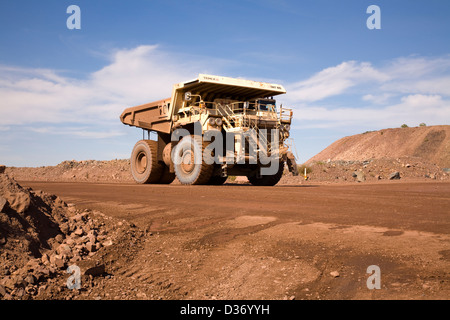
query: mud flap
286 151 299 176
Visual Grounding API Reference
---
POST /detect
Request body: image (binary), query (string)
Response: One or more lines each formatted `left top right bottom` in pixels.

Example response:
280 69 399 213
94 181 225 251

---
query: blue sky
1 0 449 167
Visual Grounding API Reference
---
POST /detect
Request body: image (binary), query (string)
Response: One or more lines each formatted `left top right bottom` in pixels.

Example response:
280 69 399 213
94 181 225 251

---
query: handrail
284 138 299 160
278 106 293 123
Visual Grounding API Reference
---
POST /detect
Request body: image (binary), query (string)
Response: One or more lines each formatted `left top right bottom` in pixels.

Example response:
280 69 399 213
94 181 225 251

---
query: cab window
257 99 276 111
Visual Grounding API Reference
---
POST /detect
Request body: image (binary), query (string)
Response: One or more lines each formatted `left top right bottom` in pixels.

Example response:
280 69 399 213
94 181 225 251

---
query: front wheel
172 135 213 185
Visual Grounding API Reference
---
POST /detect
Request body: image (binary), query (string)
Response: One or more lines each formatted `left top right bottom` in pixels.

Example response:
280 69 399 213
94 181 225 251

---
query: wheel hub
136 152 147 174
180 150 195 173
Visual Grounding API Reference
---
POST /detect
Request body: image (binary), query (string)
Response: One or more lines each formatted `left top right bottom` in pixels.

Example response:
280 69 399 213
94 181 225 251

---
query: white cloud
287 55 450 102
381 76 450 96
30 126 125 139
0 45 202 129
287 61 389 102
90 45 196 103
287 56 450 129
295 94 450 129
362 93 393 105
386 55 450 79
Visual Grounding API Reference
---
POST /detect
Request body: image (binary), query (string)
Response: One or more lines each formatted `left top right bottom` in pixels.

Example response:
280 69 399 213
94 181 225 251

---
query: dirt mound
0 173 68 263
307 125 450 168
5 159 133 183
0 172 144 300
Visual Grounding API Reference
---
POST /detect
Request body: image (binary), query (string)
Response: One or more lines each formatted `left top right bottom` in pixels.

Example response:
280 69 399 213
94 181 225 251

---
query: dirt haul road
20 180 450 300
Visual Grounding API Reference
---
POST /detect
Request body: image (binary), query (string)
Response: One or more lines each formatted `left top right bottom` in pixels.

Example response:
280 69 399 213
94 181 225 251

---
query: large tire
207 175 228 185
173 135 213 185
158 166 176 184
247 161 284 186
130 140 163 184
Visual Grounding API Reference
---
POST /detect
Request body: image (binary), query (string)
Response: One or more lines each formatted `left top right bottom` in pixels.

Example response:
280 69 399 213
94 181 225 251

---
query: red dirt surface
15 180 450 300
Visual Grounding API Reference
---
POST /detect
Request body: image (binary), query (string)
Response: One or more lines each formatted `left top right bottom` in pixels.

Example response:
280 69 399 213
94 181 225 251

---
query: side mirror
184 92 192 101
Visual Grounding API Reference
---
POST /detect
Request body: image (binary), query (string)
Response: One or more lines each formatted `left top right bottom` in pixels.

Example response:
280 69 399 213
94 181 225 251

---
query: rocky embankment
0 169 144 300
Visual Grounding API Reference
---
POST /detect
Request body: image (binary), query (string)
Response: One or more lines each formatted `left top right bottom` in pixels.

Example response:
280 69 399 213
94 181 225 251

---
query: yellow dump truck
120 74 298 185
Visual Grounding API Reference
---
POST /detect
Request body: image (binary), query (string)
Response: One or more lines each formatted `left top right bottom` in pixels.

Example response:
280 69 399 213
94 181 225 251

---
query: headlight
209 118 216 126
215 118 223 126
284 124 290 131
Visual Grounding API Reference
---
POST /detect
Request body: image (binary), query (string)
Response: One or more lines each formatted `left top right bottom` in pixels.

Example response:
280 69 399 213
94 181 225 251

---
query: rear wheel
173 135 213 185
130 140 163 184
247 161 284 186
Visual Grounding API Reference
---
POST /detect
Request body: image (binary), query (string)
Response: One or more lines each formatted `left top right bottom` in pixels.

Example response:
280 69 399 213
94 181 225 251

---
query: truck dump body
120 98 172 134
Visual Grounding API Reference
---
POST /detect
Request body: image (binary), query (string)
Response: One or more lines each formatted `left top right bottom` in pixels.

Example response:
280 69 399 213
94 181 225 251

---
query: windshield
258 99 276 111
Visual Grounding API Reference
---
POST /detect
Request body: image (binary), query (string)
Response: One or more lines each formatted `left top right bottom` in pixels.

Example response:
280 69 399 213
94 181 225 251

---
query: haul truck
120 74 299 186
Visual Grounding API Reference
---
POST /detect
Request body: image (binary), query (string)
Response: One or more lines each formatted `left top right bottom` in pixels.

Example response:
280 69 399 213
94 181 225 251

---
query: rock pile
5 159 133 183
281 157 450 184
0 169 136 300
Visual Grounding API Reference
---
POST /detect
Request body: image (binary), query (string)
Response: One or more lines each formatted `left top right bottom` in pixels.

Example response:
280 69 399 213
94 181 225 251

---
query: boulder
2 191 30 214
85 242 96 253
24 274 36 285
84 264 105 277
353 171 366 182
0 196 6 212
73 228 84 237
0 284 7 297
41 253 50 265
330 271 340 278
389 172 401 180
57 244 72 256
